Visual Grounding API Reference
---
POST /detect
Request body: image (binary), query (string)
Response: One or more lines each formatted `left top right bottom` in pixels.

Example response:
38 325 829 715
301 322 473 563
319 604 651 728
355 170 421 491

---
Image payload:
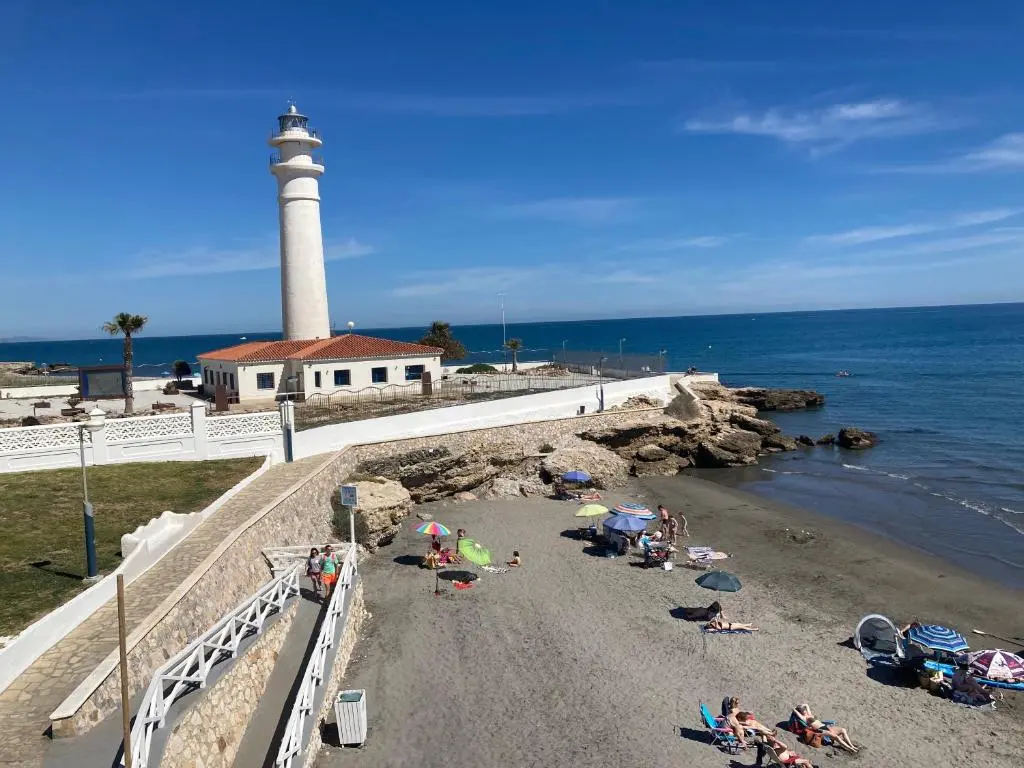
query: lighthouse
270 104 331 340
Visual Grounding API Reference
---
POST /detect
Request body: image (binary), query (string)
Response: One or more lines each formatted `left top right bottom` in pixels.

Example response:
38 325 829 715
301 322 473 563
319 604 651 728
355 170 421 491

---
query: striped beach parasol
612 502 657 521
968 650 1024 682
414 521 451 537
906 624 970 654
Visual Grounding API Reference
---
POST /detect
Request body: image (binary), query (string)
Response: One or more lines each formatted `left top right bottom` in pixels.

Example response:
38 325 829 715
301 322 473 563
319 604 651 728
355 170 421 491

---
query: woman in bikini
706 611 759 632
763 733 813 766
794 704 858 752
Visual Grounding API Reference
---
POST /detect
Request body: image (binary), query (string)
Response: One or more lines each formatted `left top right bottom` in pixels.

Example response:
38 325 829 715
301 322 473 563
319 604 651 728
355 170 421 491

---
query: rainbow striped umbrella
612 502 657 521
414 521 451 537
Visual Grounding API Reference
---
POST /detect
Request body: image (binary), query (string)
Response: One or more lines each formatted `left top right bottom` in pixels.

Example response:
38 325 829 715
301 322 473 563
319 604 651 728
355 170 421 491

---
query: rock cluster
837 427 878 449
690 382 825 411
345 478 413 550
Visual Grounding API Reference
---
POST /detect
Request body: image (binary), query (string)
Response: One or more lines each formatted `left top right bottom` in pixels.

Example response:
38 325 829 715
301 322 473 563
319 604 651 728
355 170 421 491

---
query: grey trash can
333 689 367 746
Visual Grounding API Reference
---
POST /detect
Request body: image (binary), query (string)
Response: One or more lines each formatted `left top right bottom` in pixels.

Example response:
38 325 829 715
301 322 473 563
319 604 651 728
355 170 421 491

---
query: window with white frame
334 369 351 386
371 366 388 384
405 364 425 381
314 371 321 388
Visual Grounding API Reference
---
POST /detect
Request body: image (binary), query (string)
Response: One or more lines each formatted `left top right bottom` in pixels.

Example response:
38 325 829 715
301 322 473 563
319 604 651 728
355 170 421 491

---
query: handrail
125 566 301 767
275 545 357 767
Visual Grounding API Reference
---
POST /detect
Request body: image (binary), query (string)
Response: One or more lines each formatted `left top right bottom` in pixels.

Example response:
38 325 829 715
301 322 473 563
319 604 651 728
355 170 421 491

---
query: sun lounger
698 702 744 754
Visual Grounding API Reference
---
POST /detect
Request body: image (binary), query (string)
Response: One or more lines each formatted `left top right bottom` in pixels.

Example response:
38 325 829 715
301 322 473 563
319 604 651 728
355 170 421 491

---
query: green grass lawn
0 457 263 638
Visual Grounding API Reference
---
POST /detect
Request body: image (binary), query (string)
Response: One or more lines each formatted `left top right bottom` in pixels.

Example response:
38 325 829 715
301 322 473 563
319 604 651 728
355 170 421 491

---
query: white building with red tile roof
198 334 443 402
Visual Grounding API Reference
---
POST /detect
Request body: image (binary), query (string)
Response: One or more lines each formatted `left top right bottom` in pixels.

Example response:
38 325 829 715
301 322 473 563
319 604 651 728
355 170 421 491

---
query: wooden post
117 574 133 768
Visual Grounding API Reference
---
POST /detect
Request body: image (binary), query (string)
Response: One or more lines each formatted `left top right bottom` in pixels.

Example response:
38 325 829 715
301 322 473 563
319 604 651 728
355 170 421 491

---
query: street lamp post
598 356 607 412
79 407 106 582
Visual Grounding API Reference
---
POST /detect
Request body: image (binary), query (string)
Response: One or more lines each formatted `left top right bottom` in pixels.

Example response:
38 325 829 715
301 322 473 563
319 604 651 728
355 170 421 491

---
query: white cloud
808 208 1022 245
610 235 731 253
684 99 946 150
491 197 639 225
126 238 373 279
591 270 659 285
391 266 545 298
886 133 1024 174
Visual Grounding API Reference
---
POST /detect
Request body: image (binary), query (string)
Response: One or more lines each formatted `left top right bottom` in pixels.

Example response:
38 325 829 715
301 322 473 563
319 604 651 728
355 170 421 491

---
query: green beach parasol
575 504 608 518
458 538 492 567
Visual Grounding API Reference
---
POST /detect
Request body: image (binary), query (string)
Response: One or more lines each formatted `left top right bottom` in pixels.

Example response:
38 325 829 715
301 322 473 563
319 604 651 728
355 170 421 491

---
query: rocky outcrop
838 427 878 450
347 478 412 550
796 435 815 447
729 412 781 436
635 444 671 462
762 433 798 452
697 429 763 468
540 444 629 489
691 383 825 412
816 434 836 446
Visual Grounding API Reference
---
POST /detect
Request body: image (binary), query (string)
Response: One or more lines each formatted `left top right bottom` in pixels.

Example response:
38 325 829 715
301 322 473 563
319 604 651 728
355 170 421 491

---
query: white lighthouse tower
270 104 331 340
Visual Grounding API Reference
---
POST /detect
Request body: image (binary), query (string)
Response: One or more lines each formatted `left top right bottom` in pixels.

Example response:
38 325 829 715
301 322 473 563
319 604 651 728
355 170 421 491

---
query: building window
405 364 425 381
229 373 235 390
256 372 275 390
217 371 222 386
314 371 322 388
371 366 388 384
334 369 351 386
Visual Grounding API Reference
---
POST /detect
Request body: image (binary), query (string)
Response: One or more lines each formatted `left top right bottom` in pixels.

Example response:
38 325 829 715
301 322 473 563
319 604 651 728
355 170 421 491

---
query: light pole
598 356 607 412
79 407 106 582
658 349 667 373
618 338 626 370
498 293 507 371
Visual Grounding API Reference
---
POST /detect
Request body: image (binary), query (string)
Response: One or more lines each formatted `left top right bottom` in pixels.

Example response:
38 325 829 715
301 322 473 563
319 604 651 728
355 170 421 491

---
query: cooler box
333 689 367 746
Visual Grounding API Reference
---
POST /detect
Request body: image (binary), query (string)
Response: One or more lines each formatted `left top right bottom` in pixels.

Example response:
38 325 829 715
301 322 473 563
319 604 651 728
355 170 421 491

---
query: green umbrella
458 538 492 567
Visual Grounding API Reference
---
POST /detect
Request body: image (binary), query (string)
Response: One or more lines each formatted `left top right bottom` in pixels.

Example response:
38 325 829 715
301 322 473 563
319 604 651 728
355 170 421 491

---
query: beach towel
481 565 509 574
702 626 754 635
687 547 729 561
453 581 474 590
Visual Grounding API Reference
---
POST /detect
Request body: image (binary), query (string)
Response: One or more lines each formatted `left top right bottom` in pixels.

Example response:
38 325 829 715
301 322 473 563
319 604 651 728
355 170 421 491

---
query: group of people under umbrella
415 520 519 595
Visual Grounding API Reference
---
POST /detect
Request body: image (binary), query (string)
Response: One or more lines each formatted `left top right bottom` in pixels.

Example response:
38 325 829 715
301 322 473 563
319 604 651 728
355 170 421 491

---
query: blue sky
2 0 1023 338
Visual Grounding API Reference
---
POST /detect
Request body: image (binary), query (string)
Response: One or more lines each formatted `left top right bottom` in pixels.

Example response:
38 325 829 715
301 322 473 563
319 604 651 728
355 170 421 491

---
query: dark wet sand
317 475 1024 768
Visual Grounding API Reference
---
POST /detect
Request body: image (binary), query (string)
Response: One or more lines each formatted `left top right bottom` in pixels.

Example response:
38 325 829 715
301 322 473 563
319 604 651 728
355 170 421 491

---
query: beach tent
853 614 905 664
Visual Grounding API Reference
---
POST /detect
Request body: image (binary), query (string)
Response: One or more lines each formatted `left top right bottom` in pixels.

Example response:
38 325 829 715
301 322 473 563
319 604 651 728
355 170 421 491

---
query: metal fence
294 369 598 431
553 350 666 380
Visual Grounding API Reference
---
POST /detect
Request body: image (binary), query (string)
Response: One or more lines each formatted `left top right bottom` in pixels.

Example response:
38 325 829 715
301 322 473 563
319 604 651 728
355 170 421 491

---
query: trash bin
333 689 367 746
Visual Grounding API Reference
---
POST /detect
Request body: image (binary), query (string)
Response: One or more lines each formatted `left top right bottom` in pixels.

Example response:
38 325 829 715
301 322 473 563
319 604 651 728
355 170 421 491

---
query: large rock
762 433 798 452
838 427 877 450
816 433 836 445
635 444 671 462
730 412 782 436
347 478 412 551
579 416 708 460
630 456 690 477
695 429 763 468
540 444 629 489
692 383 825 412
796 435 815 447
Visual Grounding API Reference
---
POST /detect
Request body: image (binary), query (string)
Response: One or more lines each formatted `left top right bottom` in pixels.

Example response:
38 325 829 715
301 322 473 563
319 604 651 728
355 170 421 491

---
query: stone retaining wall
303 583 368 768
162 601 298 768
53 453 360 736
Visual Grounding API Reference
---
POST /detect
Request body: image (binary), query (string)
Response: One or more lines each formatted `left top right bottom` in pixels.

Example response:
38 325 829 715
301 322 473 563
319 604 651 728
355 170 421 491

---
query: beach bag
800 729 825 748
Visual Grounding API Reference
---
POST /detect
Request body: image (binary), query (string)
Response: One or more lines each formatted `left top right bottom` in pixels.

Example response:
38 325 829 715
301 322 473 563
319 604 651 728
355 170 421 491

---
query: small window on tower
371 367 388 384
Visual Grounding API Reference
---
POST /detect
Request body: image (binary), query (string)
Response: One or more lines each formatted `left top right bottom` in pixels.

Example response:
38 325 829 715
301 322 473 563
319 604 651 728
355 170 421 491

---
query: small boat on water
836 370 851 377
239 336 247 340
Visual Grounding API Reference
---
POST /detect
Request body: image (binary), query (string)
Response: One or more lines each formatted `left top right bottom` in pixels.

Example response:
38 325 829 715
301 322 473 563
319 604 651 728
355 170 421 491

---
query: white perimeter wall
300 355 442 395
0 376 201 400
293 374 677 459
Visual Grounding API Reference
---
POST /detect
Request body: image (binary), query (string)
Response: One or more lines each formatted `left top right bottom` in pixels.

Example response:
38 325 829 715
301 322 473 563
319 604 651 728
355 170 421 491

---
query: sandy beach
317 475 1024 768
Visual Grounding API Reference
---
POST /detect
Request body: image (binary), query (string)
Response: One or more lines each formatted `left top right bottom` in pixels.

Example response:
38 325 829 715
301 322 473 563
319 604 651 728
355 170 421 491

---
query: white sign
340 484 358 508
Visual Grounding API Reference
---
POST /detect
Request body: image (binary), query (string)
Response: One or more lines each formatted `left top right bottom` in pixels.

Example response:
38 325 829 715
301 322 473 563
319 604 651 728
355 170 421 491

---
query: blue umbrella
907 624 969 654
562 470 591 483
695 571 742 592
603 514 649 533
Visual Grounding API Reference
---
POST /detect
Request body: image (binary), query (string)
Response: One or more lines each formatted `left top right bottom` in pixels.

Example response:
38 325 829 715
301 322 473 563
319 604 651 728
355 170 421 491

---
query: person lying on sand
794 704 858 752
952 663 995 706
706 612 759 632
762 733 813 767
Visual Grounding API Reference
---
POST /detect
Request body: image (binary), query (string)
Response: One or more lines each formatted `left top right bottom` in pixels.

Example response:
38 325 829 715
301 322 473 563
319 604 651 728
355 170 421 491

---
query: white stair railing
275 545 357 768
125 565 300 767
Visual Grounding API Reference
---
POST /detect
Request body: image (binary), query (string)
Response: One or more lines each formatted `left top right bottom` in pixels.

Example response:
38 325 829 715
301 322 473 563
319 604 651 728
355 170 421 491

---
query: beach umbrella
612 502 657 521
603 513 649 533
968 650 1024 682
458 538 492 567
695 571 742 592
563 470 592 483
906 624 969 654
575 504 608 518
414 521 451 537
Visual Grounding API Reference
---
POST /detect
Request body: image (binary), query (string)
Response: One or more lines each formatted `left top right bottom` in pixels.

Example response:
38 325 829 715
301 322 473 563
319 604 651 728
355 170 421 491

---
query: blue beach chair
698 702 743 754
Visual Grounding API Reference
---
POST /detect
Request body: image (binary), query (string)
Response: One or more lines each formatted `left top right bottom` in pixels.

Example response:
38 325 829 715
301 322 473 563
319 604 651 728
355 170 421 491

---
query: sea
3 303 1023 587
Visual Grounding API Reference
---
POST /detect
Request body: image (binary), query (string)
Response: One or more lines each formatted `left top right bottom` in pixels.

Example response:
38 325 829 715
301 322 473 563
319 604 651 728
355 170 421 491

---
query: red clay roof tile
199 334 442 363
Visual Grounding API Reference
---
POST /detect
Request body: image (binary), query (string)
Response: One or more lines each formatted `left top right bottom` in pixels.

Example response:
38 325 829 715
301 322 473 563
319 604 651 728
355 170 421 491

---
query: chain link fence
552 350 665 380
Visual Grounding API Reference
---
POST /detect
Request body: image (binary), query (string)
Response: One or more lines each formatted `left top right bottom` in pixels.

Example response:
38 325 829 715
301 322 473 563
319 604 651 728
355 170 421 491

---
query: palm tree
418 320 467 361
102 313 148 414
504 338 523 373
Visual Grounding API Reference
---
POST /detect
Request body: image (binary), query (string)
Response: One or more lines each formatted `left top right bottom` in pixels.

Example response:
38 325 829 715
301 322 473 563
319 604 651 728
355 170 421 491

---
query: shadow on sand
393 554 423 567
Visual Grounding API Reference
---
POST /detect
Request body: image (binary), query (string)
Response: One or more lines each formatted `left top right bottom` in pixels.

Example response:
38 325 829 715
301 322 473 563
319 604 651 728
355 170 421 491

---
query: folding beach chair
786 710 835 748
698 702 743 754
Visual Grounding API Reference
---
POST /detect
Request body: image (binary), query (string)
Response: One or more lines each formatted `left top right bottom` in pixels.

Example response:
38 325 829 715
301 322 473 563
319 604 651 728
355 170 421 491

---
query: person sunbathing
763 734 813 766
951 663 995 706
706 612 759 632
794 704 858 752
735 711 774 738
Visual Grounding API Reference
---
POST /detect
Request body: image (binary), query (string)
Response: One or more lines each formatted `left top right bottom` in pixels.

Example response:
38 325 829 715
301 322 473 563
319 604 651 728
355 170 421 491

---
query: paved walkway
0 456 328 767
